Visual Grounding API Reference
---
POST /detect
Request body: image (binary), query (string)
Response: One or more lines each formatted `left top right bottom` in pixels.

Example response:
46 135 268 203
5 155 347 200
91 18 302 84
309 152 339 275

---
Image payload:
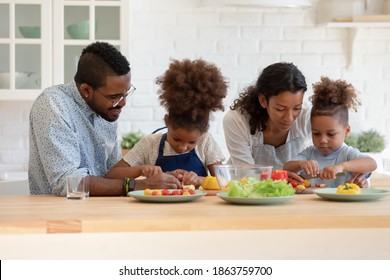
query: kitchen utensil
299 172 346 180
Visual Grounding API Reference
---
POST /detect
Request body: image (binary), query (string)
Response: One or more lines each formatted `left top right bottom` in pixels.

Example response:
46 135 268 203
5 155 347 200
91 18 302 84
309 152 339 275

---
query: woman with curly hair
106 58 228 187
223 62 311 183
283 76 377 187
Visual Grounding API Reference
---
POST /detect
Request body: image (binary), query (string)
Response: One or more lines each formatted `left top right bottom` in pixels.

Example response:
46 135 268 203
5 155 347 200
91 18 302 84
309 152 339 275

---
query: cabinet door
0 0 51 100
53 0 128 85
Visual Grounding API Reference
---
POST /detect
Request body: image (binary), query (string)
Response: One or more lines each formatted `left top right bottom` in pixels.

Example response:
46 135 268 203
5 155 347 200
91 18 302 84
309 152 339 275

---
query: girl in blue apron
152 126 208 177
106 58 228 187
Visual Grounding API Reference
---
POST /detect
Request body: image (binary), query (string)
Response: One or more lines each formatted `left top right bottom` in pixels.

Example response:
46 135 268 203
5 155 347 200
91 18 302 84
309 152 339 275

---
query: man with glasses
29 41 181 196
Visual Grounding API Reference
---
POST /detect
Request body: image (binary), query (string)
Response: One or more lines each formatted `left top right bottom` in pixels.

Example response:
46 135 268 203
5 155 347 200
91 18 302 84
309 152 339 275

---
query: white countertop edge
1 228 389 260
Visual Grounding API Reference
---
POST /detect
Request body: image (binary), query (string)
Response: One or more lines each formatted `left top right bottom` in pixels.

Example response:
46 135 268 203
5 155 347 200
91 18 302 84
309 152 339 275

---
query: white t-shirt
123 132 225 170
223 107 312 169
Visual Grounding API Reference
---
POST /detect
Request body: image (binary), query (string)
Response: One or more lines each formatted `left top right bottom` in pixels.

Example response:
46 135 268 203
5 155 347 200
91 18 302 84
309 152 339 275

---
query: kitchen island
0 186 389 260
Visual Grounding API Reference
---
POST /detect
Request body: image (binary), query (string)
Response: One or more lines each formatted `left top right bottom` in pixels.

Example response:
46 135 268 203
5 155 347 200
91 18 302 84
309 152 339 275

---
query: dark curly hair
156 58 228 133
231 62 307 134
74 41 130 89
310 76 360 125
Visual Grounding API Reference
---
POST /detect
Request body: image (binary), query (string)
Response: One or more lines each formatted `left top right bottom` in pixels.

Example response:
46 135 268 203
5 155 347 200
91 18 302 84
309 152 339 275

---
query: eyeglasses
95 83 136 107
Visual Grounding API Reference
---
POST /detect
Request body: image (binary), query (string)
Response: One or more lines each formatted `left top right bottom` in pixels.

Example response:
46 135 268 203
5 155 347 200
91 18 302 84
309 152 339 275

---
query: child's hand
166 169 185 180
300 160 319 177
167 169 201 186
181 171 201 186
140 165 163 177
319 164 343 180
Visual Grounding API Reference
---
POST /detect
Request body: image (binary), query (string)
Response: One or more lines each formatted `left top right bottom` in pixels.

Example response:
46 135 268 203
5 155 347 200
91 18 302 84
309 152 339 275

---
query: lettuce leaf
226 178 294 198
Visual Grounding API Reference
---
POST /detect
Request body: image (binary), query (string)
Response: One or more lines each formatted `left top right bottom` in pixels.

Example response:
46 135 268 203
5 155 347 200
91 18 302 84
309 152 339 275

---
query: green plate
217 192 295 205
128 190 206 203
313 188 390 202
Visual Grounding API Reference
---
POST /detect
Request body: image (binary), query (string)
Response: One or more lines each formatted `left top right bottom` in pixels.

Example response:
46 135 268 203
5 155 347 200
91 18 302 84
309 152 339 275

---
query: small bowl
0 72 31 88
67 20 90 39
214 164 273 190
19 26 41 38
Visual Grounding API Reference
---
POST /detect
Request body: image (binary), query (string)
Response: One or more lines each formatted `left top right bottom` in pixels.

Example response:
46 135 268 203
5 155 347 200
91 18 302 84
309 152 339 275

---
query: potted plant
344 133 358 148
356 129 385 153
345 129 385 153
345 129 386 172
120 131 145 155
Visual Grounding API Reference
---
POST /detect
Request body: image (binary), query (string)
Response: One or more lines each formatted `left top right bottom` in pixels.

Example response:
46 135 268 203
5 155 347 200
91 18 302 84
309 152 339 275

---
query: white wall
1 0 390 175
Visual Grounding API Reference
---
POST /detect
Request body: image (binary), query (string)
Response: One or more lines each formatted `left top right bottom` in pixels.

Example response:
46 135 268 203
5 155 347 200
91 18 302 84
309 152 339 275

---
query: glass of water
66 174 89 199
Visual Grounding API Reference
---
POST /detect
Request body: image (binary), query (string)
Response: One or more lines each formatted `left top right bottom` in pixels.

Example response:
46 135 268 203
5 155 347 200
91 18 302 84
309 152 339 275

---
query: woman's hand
349 173 369 188
287 171 304 186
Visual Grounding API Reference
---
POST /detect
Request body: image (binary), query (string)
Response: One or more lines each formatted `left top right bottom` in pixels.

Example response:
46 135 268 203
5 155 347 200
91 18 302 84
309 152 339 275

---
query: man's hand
140 173 182 189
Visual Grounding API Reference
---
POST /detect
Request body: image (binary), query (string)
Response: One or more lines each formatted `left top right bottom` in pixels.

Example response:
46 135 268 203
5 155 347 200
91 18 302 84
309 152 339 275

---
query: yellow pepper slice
336 183 361 194
201 176 220 190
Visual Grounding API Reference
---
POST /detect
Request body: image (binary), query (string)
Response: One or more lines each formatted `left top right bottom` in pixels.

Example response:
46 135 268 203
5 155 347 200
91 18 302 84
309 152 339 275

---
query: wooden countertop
1 188 390 234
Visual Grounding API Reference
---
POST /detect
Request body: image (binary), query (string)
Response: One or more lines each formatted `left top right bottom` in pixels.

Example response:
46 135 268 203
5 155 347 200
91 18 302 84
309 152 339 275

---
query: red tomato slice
260 171 270 180
161 189 171 196
271 170 288 182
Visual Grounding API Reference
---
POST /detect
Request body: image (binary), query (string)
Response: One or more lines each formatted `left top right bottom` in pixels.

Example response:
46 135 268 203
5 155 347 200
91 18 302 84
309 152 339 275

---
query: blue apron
155 133 208 176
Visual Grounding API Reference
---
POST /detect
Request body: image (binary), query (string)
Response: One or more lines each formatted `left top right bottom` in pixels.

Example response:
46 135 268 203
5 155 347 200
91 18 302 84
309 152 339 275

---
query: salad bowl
213 164 273 190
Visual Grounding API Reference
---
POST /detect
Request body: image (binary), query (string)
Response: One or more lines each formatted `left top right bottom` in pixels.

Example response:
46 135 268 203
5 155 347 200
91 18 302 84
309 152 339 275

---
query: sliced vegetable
226 177 295 198
336 183 361 194
201 176 220 190
271 170 289 182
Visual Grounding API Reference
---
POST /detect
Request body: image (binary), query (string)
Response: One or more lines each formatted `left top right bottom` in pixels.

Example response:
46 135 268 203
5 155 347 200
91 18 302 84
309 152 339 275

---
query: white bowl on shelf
0 72 31 88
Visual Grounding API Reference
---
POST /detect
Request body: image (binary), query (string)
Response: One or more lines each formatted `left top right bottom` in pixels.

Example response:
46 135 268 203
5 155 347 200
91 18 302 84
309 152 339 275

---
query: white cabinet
0 0 129 100
0 0 51 100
